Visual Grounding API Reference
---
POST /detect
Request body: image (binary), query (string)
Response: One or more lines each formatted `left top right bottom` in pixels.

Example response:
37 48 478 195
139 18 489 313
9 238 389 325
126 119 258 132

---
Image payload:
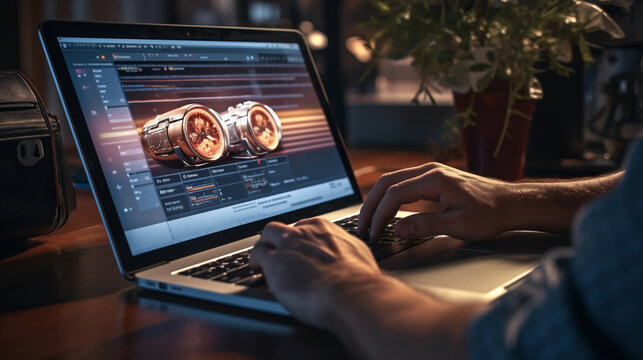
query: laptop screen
56 36 354 255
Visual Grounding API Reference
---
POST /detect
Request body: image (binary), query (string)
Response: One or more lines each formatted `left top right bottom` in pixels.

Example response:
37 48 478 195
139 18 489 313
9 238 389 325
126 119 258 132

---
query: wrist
321 273 405 359
501 182 579 233
319 269 389 331
492 182 528 233
321 272 482 360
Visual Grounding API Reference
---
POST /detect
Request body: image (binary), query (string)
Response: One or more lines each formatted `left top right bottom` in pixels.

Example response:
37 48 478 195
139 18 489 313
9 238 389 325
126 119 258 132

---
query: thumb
396 212 459 239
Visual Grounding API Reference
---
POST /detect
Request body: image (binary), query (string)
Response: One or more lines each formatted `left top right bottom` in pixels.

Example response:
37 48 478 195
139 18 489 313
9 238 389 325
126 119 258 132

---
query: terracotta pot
452 85 537 180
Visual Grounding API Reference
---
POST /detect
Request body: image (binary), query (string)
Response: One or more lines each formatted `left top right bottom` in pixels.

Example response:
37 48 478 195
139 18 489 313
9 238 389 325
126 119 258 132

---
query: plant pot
453 86 537 180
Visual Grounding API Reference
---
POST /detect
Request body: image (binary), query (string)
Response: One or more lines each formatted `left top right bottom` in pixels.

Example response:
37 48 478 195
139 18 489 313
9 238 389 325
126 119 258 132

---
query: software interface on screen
57 36 354 255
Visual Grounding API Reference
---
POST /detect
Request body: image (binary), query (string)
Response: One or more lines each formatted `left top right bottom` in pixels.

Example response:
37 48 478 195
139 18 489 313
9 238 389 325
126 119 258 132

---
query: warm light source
307 30 328 50
345 36 372 63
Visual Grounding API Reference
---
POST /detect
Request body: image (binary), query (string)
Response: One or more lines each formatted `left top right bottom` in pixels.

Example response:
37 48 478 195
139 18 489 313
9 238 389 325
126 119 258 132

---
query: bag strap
15 70 64 231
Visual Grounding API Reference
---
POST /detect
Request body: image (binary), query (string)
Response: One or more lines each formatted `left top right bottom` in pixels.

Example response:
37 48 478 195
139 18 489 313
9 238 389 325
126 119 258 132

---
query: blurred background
2 0 643 179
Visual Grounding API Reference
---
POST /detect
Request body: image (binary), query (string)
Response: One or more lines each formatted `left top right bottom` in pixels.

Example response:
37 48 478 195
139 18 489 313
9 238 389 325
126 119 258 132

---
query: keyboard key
371 242 413 260
207 266 229 277
179 265 208 276
224 265 256 283
192 270 219 279
236 274 265 287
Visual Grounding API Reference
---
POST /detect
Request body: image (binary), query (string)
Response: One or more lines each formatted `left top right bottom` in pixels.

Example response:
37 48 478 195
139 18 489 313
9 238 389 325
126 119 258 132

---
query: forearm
325 274 483 360
501 171 623 233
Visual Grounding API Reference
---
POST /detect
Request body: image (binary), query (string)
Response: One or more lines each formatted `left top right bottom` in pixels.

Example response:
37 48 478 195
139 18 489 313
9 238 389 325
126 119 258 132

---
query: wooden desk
0 150 450 359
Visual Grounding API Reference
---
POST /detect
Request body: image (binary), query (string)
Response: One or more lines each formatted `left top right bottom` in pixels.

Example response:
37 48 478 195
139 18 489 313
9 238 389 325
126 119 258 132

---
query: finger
369 170 446 240
259 221 298 249
294 217 327 227
306 217 350 235
358 163 439 236
395 211 459 239
296 217 346 234
249 242 274 270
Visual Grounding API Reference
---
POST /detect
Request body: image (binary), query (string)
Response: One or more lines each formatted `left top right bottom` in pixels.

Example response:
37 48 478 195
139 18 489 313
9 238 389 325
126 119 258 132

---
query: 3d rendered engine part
141 104 229 166
222 101 283 159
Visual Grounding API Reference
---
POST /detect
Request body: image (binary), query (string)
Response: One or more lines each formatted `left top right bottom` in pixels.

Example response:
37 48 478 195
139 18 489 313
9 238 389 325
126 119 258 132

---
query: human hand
358 162 514 242
250 218 382 328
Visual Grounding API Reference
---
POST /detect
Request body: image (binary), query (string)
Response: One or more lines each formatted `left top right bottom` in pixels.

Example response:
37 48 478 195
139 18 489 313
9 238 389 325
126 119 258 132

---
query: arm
250 219 483 360
357 162 623 241
328 274 482 360
250 156 640 360
503 172 622 233
471 147 643 359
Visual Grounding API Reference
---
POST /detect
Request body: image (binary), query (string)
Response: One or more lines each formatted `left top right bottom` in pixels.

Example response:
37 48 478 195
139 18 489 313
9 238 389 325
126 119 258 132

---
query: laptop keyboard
177 215 429 287
334 214 428 260
177 250 265 287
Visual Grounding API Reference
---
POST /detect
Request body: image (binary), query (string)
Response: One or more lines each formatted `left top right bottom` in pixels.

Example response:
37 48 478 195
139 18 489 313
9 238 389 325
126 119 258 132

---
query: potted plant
365 0 627 180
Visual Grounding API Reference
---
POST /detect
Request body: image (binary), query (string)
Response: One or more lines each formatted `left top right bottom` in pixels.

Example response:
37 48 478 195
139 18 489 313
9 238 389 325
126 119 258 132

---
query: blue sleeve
468 140 643 360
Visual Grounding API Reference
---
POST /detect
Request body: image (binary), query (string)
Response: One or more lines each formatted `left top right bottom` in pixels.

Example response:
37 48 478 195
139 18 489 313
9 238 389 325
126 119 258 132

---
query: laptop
39 20 540 315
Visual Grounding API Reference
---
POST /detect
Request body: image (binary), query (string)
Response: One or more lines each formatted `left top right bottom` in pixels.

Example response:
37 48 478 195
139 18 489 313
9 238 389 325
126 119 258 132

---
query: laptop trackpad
391 248 539 302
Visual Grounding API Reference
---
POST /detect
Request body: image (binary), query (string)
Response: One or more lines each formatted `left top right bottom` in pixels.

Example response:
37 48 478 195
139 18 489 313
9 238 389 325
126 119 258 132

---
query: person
249 140 643 359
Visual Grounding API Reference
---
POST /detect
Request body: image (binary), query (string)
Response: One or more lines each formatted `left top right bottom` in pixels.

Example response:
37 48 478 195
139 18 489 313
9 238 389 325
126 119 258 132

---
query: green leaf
469 63 492 72
371 29 388 43
577 35 594 63
373 1 390 13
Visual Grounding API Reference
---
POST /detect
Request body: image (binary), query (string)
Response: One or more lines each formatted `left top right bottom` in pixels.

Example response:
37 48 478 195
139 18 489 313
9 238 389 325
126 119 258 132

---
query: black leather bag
0 71 76 239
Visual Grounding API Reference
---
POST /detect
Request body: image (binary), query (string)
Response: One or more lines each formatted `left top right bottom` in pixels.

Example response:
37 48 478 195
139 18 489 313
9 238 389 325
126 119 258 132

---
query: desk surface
0 150 571 359
1 149 464 359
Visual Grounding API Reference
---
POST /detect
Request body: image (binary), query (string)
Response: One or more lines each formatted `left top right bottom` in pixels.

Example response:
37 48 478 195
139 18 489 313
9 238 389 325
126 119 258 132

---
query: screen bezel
39 20 363 278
